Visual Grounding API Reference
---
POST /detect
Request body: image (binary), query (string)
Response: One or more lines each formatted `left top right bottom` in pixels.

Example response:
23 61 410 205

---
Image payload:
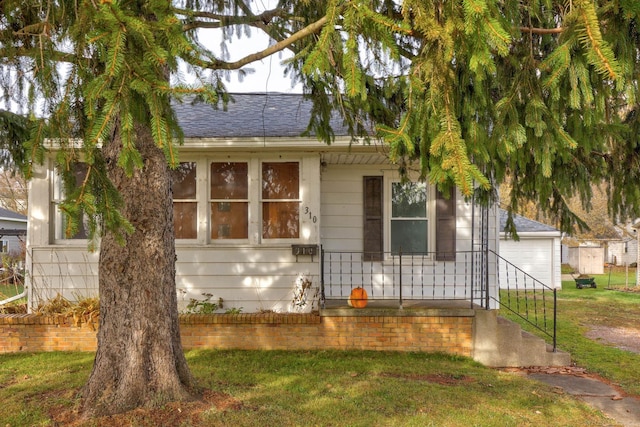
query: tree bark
81 124 194 417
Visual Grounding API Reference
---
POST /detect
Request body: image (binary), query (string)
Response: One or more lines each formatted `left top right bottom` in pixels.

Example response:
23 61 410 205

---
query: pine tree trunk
81 124 194 417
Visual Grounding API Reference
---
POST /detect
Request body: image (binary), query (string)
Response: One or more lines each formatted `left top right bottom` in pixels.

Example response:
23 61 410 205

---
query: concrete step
472 311 571 368
498 316 571 367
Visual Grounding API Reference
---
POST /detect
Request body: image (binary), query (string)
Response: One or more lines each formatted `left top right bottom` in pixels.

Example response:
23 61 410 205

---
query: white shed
499 210 562 289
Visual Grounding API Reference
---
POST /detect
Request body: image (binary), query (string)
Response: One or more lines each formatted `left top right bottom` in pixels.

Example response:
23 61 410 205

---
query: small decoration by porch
348 287 368 308
292 273 318 311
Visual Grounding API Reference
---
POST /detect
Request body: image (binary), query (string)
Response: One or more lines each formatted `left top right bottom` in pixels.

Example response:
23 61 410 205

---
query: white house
25 94 501 313
499 209 562 289
606 223 638 266
0 207 27 257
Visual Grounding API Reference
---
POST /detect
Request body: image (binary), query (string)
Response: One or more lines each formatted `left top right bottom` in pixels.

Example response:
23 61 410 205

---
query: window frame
259 160 302 243
383 172 436 260
172 161 199 241
51 161 90 244
208 159 251 243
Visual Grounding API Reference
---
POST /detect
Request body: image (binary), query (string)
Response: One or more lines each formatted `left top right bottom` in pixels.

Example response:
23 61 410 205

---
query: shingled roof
0 207 26 222
499 209 559 234
173 93 353 138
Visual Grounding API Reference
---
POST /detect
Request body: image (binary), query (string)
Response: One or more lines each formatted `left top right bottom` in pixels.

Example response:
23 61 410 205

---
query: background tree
1 0 640 419
0 169 27 214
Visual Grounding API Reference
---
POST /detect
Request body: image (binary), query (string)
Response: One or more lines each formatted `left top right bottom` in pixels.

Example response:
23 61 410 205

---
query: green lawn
0 282 23 299
591 267 637 289
1 274 637 425
0 350 612 426
0 282 26 313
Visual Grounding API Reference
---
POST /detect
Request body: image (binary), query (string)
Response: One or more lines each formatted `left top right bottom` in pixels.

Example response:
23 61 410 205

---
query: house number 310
304 207 317 223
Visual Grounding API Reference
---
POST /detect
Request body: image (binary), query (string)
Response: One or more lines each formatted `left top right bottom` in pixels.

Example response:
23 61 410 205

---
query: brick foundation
0 311 474 356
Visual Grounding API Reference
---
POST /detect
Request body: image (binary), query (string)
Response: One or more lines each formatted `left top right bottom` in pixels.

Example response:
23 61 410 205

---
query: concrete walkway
529 373 640 426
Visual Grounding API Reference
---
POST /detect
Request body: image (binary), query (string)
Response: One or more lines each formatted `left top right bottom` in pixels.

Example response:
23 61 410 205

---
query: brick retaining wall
0 311 474 356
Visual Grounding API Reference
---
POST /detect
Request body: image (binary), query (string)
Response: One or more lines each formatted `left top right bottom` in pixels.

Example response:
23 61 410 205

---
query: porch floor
320 299 483 317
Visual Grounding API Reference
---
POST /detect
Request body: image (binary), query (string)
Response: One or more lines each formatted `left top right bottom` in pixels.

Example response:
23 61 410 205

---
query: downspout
0 286 27 307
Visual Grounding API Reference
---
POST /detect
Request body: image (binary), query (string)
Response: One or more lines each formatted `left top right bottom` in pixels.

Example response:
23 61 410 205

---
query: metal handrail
320 248 557 351
489 250 557 351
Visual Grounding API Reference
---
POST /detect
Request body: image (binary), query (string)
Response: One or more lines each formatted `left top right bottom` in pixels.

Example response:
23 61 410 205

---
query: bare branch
177 8 289 32
520 26 564 35
0 47 76 64
192 15 327 70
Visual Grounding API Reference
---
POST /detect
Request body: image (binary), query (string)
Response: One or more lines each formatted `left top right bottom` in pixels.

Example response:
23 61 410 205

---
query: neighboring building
25 94 501 312
499 210 562 289
567 245 605 275
607 223 638 266
0 207 27 257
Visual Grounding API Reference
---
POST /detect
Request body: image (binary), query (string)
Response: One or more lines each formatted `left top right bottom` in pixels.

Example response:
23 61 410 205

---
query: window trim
51 161 90 245
208 159 251 243
259 160 302 243
172 161 199 241
173 156 306 246
383 171 436 260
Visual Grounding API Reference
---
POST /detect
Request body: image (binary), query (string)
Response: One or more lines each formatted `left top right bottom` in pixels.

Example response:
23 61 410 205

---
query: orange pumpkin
348 287 368 308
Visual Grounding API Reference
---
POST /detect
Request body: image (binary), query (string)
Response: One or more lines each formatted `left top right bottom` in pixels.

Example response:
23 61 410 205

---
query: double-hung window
210 162 249 239
261 162 300 239
390 181 429 254
52 163 89 240
168 158 302 242
172 162 198 239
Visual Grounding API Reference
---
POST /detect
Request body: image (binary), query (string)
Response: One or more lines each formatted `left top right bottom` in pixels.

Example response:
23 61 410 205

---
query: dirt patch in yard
585 325 640 354
49 389 249 427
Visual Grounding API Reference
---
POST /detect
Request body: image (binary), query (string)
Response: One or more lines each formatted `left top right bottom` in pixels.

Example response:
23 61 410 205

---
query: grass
502 277 640 397
0 350 612 426
2 272 637 425
0 282 24 299
0 282 26 313
597 267 637 289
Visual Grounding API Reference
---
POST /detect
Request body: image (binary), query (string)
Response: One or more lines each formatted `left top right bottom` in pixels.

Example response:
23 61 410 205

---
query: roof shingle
173 93 352 138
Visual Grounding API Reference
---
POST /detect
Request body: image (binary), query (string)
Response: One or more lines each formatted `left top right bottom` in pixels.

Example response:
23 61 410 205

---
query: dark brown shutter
435 189 456 261
363 176 383 261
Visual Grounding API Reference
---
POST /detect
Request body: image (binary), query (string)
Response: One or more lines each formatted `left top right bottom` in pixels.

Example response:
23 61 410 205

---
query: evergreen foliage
2 0 640 418
1 0 639 234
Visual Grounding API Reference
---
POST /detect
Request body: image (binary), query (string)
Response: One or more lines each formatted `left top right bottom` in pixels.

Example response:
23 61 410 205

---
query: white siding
320 164 379 252
29 247 100 305
27 149 501 311
608 239 638 266
26 154 323 313
499 236 561 289
320 164 499 307
175 246 319 313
